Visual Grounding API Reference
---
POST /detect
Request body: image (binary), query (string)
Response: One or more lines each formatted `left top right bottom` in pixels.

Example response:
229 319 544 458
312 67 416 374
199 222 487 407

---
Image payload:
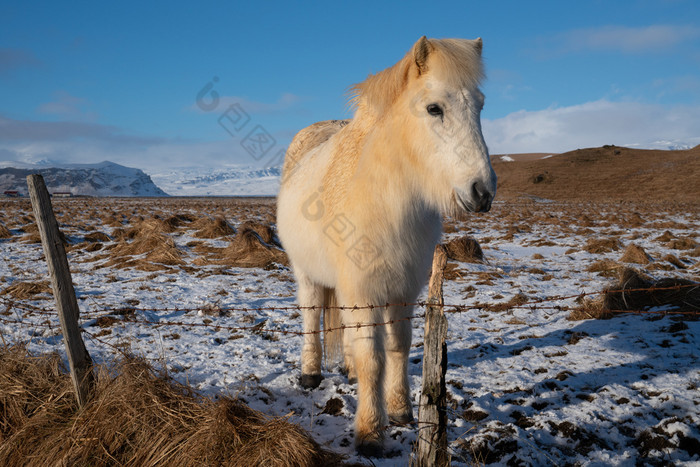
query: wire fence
1 282 697 340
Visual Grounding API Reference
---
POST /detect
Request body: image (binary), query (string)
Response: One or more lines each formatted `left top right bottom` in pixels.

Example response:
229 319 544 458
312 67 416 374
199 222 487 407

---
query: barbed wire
0 282 697 339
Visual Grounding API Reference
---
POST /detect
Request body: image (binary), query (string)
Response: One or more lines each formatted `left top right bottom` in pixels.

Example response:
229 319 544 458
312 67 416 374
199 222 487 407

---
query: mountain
492 144 700 202
148 166 281 197
0 161 168 197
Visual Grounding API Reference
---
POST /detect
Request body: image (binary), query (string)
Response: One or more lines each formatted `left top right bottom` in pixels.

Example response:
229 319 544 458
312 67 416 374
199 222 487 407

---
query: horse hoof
356 439 383 458
300 374 322 389
389 411 414 425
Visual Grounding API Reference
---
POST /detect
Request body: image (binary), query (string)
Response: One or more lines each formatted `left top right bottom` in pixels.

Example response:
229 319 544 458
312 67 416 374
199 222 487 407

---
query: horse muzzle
455 181 494 213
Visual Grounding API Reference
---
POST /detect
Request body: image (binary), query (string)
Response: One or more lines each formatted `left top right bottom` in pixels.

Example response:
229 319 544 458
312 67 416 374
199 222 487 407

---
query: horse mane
349 38 485 116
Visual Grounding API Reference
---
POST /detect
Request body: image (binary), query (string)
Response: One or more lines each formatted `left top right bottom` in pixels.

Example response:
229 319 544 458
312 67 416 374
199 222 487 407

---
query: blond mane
349 38 485 116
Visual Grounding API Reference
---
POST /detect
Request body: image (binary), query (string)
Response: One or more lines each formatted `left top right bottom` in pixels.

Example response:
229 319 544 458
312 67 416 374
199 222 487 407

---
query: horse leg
343 305 386 456
297 271 324 389
342 326 356 384
384 304 414 424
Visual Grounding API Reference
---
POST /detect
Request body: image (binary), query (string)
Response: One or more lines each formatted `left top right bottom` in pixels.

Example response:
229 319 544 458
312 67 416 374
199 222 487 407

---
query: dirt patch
0 345 345 466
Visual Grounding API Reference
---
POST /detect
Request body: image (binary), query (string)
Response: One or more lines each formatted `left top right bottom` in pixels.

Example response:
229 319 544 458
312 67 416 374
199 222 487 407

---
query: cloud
0 114 289 170
0 48 42 75
537 24 700 57
483 99 700 154
37 91 97 121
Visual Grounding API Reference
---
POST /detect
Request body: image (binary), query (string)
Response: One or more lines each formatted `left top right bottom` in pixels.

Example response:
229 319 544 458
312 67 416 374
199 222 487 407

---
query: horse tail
323 287 343 367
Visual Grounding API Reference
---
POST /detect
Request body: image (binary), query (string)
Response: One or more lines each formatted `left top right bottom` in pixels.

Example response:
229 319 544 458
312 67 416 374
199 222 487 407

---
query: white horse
277 36 496 456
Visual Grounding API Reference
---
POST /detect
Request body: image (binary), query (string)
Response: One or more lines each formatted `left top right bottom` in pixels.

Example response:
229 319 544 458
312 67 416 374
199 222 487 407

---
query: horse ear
474 37 483 56
413 36 432 74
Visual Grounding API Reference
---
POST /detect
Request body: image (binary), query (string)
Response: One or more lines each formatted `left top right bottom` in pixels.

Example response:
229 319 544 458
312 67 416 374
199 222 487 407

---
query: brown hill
492 145 700 202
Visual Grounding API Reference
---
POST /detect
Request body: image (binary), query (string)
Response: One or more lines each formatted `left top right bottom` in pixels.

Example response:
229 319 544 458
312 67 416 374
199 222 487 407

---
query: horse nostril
471 181 492 212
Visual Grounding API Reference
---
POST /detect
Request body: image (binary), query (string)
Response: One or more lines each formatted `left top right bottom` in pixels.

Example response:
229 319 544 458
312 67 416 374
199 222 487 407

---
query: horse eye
426 104 443 117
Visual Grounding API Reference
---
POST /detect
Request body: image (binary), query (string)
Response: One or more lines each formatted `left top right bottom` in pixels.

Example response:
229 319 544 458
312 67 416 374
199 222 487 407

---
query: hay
0 346 345 466
219 228 288 269
570 268 700 320
444 236 484 263
0 222 11 239
84 231 111 243
193 216 236 239
583 238 621 254
666 237 699 250
239 221 280 247
619 244 652 264
0 281 52 300
103 220 185 270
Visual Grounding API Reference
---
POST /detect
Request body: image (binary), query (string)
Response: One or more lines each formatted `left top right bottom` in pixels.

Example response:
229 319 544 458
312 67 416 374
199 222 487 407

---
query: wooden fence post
416 244 449 466
27 174 95 408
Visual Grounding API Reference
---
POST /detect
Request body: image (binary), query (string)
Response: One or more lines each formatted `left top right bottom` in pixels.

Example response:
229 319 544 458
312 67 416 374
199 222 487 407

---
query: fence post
26 174 95 408
416 244 449 466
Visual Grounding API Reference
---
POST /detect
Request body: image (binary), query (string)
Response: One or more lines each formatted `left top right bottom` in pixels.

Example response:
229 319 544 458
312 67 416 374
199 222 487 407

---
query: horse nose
471 181 493 212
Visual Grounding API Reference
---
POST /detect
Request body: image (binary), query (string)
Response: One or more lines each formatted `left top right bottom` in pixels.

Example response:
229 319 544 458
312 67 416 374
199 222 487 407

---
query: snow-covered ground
0 197 698 465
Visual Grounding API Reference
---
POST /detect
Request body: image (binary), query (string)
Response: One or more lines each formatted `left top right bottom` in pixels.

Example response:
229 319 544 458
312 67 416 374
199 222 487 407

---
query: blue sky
1 0 699 171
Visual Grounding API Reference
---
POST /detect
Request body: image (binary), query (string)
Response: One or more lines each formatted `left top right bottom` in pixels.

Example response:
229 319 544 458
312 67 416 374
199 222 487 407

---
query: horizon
1 1 699 175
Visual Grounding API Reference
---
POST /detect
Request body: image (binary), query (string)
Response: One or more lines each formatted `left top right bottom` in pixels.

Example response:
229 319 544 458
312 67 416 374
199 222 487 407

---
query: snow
0 198 699 465
148 165 281 196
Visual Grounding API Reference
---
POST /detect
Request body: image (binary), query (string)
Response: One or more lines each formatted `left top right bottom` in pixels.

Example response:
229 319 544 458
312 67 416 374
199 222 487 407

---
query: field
1 150 700 465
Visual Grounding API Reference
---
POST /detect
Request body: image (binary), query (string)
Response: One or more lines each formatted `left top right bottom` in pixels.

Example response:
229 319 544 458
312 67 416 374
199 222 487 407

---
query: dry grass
570 268 700 320
584 238 621 254
219 228 288 269
192 216 236 239
619 244 652 264
0 222 11 239
0 281 52 300
444 236 484 263
100 218 185 271
0 345 346 466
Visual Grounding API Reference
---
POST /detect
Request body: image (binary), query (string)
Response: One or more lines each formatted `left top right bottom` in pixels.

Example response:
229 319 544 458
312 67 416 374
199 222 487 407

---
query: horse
276 36 496 456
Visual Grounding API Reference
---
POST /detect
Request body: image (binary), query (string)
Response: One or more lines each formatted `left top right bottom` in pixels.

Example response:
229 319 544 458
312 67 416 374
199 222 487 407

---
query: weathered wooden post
416 244 449 466
27 174 95 408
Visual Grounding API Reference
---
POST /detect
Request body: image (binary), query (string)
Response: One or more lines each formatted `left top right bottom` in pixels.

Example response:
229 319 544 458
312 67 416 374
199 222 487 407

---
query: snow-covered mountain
148 166 281 197
0 161 168 197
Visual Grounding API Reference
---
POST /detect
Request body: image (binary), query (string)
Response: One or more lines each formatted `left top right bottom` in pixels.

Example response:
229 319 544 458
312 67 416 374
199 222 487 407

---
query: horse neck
345 108 432 220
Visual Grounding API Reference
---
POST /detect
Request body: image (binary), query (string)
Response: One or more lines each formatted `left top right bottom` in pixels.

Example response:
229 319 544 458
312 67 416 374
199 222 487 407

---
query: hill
492 145 700 202
0 161 168 197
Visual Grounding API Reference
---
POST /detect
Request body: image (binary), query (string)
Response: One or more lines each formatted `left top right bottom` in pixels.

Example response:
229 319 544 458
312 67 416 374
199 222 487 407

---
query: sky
1 0 699 172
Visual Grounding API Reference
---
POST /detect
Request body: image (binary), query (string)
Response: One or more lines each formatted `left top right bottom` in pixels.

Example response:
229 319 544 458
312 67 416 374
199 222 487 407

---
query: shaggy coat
277 36 496 456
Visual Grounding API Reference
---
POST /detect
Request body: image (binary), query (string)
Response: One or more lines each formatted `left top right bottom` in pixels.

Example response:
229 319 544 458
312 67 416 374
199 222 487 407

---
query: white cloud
539 24 700 56
483 99 700 154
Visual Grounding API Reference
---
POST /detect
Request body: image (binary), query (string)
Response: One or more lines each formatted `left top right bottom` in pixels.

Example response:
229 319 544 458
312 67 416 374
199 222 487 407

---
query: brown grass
584 238 621 254
0 281 52 300
570 268 700 320
0 222 11 239
0 346 346 466
101 219 185 271
193 216 236 239
619 244 652 264
492 145 700 202
444 236 484 263
219 228 288 268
